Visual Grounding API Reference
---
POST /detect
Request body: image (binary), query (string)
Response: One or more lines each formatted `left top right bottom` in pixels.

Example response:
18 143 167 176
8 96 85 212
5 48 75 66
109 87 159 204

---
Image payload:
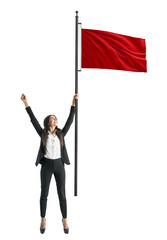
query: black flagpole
74 11 79 196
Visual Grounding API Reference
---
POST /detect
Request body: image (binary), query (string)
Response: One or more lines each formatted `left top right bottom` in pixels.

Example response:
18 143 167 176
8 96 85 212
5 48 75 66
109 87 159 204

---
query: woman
21 93 78 234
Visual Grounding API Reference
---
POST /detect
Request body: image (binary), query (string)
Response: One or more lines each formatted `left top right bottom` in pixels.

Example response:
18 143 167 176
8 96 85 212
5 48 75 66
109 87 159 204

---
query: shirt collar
48 130 56 136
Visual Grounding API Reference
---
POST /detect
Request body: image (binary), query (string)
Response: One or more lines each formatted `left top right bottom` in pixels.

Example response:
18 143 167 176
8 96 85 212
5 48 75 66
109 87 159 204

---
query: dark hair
41 115 64 147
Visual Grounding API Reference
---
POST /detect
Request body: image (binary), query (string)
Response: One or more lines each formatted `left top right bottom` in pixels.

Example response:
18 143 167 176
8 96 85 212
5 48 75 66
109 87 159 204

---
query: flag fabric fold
81 28 147 72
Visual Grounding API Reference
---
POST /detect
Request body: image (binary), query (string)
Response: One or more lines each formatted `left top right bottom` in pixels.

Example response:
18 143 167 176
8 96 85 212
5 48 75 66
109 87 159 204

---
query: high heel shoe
62 219 69 234
40 218 46 234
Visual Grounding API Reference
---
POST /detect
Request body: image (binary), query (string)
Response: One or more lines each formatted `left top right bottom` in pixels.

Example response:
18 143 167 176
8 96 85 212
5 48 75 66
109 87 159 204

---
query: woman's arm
21 94 43 136
62 93 79 136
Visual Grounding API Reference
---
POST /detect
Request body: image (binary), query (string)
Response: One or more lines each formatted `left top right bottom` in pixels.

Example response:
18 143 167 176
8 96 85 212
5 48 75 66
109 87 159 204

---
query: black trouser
40 157 67 218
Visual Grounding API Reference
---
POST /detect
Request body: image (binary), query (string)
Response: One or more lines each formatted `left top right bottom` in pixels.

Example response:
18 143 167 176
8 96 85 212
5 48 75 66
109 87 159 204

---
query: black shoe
40 219 46 234
64 228 69 234
62 219 69 234
40 228 45 234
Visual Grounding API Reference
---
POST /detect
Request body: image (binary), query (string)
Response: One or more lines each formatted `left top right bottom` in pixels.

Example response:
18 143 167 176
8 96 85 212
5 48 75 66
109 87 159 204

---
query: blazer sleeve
25 106 43 137
62 106 75 137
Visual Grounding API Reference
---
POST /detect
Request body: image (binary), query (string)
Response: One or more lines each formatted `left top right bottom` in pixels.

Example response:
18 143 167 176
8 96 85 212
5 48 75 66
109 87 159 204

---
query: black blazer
25 105 75 166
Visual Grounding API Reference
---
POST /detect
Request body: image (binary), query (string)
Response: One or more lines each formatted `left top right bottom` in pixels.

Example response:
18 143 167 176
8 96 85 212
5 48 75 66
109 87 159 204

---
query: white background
0 0 167 239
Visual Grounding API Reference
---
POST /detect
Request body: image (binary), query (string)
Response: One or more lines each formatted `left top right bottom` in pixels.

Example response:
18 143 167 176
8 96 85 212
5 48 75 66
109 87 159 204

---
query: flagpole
74 11 79 196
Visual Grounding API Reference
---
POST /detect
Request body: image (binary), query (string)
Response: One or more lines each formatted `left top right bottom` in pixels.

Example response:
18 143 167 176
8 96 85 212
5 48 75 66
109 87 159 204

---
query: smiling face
49 115 58 128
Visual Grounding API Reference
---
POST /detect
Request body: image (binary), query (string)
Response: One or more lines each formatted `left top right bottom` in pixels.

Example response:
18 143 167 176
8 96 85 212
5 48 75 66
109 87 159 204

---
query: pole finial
76 11 78 16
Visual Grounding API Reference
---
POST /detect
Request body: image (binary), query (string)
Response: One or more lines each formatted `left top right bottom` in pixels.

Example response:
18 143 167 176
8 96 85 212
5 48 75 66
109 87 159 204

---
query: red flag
81 29 147 72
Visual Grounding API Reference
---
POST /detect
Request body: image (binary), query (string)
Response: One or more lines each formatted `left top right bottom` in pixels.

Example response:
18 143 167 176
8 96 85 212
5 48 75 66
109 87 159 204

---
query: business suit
25 106 75 166
25 105 75 218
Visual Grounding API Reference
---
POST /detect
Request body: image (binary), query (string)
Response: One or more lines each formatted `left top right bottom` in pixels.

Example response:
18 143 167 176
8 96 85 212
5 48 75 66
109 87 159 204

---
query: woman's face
49 115 58 128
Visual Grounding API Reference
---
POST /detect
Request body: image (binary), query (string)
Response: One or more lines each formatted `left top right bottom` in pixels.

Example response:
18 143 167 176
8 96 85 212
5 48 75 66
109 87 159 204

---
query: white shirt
44 131 61 159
